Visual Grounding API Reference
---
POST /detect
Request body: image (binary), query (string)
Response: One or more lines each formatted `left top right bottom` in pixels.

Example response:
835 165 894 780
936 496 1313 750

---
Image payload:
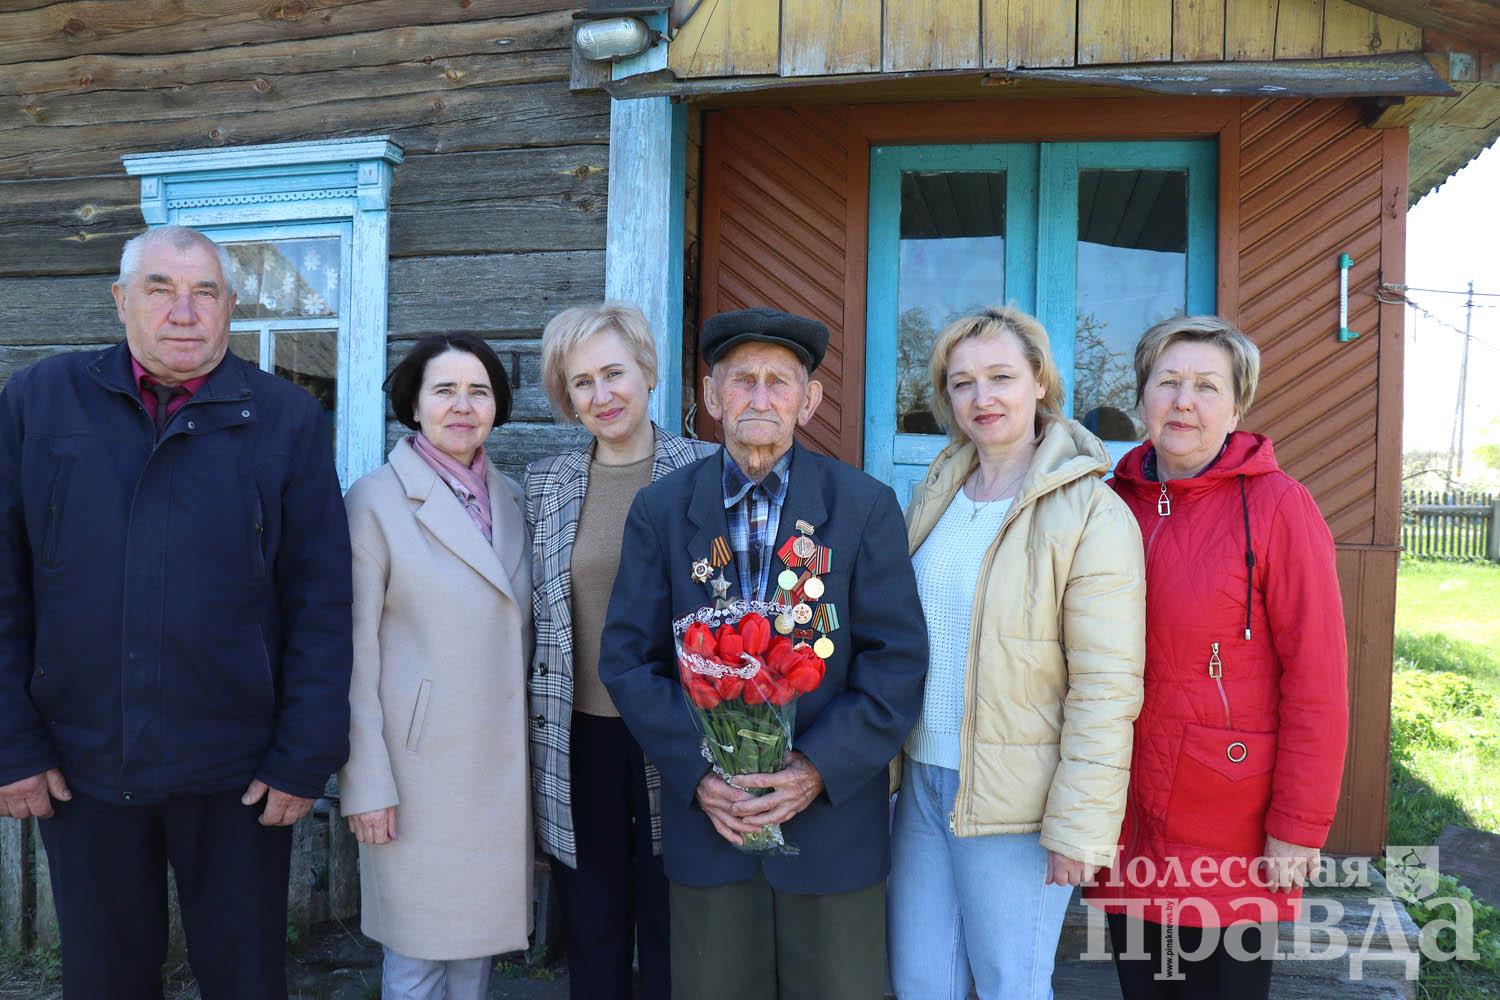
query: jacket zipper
1156 482 1171 517
950 491 1027 836
1208 641 1231 728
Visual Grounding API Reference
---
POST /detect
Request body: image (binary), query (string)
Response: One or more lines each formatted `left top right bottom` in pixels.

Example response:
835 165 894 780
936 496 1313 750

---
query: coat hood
1112 431 1282 499
916 418 1112 520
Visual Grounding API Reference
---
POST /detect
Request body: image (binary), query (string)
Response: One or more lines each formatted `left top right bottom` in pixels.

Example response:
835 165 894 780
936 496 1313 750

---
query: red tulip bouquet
673 599 828 853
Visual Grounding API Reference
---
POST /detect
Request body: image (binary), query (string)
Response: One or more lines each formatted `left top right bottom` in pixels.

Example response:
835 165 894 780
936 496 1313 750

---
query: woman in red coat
1084 315 1349 999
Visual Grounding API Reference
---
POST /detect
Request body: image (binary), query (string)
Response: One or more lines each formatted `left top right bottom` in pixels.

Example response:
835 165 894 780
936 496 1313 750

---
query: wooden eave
607 53 1454 102
1347 0 1500 55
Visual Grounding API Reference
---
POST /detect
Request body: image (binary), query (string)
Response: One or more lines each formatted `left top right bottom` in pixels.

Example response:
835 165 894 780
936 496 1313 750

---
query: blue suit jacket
599 441 928 894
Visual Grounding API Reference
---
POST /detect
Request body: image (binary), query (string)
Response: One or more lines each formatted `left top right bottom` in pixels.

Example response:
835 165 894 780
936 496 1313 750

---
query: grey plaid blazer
523 424 717 868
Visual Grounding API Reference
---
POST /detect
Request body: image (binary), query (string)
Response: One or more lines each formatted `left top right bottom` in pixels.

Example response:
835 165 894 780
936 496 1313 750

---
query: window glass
896 171 1005 435
1074 169 1188 441
227 237 340 321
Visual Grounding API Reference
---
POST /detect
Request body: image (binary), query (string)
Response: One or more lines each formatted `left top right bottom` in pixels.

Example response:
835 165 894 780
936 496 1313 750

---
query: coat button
121 792 133 801
535 664 548 676
33 667 44 678
186 420 196 430
533 714 545 726
241 410 251 418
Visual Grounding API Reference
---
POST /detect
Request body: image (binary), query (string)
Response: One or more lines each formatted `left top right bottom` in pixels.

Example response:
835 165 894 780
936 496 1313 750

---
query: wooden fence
0 795 361 956
1401 490 1500 560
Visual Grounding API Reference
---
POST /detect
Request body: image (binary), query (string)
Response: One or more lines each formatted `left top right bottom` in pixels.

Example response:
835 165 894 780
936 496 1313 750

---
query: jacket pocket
245 481 267 578
1164 723 1276 855
405 679 434 752
41 460 73 566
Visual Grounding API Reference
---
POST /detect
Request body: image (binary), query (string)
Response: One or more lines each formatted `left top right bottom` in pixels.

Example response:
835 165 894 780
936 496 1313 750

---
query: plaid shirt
523 425 717 868
722 448 792 602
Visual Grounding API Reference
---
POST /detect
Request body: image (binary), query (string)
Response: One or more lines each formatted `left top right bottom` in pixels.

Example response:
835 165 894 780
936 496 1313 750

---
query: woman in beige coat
888 307 1146 1000
340 333 532 1000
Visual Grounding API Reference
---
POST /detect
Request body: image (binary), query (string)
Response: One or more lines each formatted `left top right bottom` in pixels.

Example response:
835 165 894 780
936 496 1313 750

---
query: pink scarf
408 434 493 542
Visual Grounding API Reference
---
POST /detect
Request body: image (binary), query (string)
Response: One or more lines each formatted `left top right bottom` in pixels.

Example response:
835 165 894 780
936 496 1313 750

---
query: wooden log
0 174 143 277
0 818 31 951
1 49 570 134
30 819 58 950
1 13 573 98
1 79 609 181
326 801 360 922
287 813 315 936
166 865 188 960
388 250 604 337
0 277 121 351
390 146 607 258
0 0 581 66
0 142 606 275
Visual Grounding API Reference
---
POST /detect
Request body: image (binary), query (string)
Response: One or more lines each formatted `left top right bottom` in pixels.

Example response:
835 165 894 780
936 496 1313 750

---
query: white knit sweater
906 490 1013 770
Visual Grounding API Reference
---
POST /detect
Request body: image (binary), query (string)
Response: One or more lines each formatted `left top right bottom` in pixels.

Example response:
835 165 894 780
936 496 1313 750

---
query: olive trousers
669 871 887 1000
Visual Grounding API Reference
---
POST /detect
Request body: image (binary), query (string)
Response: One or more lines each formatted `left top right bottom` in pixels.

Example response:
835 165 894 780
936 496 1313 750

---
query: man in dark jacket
0 225 353 999
600 308 928 999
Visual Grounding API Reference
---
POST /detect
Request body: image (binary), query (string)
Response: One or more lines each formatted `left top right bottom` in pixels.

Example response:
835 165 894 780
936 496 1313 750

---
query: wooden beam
0 173 142 277
0 0 581 66
1010 52 1454 95
0 79 608 181
0 14 572 99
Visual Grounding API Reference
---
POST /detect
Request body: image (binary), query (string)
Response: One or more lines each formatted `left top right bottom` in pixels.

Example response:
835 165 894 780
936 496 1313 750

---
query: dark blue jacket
0 342 353 803
599 442 928 894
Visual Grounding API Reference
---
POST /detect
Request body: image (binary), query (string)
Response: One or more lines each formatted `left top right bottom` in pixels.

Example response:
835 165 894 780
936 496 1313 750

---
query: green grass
1392 559 1500 998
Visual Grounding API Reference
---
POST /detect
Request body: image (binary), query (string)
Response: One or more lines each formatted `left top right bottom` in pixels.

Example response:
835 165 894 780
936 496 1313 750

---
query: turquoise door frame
864 139 1217 502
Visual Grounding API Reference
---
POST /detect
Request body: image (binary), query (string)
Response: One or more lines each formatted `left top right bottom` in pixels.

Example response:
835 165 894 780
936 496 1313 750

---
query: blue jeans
888 760 1073 1000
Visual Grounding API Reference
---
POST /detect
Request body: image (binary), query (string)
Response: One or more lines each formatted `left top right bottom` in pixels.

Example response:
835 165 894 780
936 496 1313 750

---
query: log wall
0 1 607 477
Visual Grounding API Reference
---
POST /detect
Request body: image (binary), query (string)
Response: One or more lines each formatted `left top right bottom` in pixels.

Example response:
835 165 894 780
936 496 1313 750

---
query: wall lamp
574 1 669 62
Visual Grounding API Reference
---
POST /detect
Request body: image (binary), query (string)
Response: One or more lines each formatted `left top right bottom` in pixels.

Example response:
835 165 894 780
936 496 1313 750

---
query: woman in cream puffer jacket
888 306 1145 1000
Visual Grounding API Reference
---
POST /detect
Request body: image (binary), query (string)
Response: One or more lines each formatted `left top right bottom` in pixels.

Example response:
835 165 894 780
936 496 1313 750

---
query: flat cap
700 307 828 373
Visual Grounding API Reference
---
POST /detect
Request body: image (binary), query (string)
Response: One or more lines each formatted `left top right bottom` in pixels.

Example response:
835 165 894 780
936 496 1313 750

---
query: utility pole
1451 281 1475 482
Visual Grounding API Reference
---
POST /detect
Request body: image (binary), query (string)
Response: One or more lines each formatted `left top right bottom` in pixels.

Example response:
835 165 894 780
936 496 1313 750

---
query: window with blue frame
865 140 1216 504
123 137 404 490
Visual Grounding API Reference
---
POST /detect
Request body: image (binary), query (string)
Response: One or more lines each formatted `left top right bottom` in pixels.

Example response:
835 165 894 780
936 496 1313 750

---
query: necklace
963 466 1027 522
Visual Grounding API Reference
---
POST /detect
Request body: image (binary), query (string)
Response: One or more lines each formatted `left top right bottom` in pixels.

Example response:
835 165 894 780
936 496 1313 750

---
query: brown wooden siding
0 3 604 479
1229 98 1404 854
696 95 1399 854
696 106 867 466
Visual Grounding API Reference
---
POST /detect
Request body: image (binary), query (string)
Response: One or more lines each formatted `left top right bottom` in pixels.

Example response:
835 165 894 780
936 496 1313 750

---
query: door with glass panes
864 141 1216 504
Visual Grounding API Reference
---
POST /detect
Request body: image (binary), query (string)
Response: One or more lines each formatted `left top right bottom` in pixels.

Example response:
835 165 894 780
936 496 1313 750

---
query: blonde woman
890 306 1146 999
525 302 715 1000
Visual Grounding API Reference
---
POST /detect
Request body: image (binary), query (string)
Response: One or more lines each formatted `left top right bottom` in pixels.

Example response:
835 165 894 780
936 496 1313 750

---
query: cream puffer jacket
904 418 1146 866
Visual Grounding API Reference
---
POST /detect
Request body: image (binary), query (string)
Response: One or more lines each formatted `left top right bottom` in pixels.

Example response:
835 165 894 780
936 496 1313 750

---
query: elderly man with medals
599 308 928 1000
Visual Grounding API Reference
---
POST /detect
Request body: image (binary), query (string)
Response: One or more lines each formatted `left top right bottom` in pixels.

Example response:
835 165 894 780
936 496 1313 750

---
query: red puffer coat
1083 432 1348 926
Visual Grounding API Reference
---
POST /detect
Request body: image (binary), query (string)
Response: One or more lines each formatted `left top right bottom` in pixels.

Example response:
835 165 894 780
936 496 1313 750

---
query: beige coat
904 419 1146 866
339 438 533 960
